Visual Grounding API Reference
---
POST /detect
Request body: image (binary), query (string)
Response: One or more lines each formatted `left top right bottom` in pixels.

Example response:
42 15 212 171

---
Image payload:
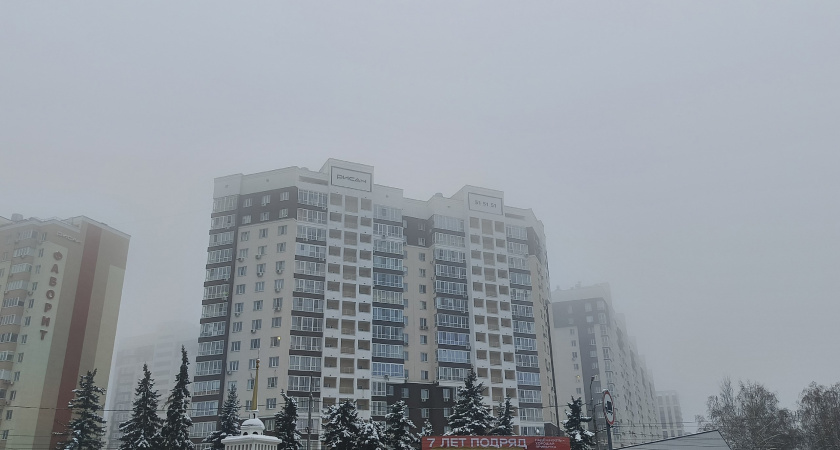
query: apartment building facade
550 283 659 448
105 321 199 448
656 390 685 439
193 159 557 447
0 214 130 450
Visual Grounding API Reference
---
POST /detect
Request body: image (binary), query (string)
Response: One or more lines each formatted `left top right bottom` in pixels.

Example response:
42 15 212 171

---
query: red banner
422 436 570 450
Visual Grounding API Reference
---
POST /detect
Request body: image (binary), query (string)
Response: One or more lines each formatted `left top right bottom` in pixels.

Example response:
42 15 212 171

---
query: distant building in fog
550 283 660 448
656 390 685 439
0 214 129 450
105 321 198 448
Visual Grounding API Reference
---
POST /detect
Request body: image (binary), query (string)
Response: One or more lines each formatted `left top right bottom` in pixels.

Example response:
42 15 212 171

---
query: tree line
697 377 840 450
58 346 194 450
61 357 602 450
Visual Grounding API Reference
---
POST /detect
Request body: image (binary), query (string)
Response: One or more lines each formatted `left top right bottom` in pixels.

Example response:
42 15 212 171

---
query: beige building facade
0 215 129 450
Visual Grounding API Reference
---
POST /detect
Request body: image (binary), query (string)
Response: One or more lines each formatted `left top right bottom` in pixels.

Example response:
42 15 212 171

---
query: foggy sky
2 1 839 428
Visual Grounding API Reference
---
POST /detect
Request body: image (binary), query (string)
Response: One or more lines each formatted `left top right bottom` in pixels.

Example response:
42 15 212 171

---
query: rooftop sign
331 166 372 192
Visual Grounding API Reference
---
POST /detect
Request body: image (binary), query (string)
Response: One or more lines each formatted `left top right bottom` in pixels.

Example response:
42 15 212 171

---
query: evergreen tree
273 393 302 450
446 369 494 436
321 400 362 450
562 397 594 450
420 420 434 438
59 369 107 450
383 401 419 450
161 346 194 450
118 364 164 450
490 397 515 436
359 420 386 450
203 386 240 449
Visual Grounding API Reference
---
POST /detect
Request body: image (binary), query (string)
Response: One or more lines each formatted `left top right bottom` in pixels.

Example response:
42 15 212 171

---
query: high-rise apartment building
105 321 199 448
0 214 130 450
656 390 685 439
193 159 557 447
550 283 659 448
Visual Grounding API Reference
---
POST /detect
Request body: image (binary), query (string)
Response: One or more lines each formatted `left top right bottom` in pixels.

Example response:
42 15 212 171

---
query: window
297 208 327 224
232 322 243 333
267 377 278 388
419 284 426 294
253 300 263 311
266 397 277 410
299 190 328 208
195 360 223 376
420 335 428 344
200 322 226 337
240 231 250 241
198 340 225 356
255 281 265 292
419 252 426 261
250 338 260 350
269 356 280 368
402 388 410 398
194 401 219 417
235 284 245 295
278 225 288 236
516 371 541 386
251 319 262 331
271 317 282 328
230 341 241 352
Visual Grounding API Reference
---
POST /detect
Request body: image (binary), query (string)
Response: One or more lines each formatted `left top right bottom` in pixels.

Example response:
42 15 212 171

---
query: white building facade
656 390 685 439
550 283 660 447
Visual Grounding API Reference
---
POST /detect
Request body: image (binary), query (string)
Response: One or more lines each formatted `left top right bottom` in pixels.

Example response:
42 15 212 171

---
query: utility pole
589 376 599 450
306 376 313 450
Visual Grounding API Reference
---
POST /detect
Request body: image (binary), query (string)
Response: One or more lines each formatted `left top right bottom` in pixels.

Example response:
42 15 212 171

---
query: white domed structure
240 415 266 435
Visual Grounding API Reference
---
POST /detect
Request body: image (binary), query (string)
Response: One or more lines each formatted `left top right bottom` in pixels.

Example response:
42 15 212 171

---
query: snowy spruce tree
59 369 107 450
383 401 419 450
562 397 594 450
203 385 240 449
490 397 515 436
420 420 434 438
359 420 386 450
273 393 302 450
118 364 164 450
321 400 363 450
446 368 495 436
161 346 194 450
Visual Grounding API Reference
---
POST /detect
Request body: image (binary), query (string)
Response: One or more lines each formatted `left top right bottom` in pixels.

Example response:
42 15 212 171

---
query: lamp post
589 376 599 450
306 376 313 450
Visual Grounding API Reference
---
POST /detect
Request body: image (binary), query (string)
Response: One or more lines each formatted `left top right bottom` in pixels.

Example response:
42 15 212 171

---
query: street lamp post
589 376 599 450
306 376 313 450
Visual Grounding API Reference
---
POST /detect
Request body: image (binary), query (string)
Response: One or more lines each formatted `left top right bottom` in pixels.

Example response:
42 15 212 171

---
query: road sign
602 390 615 426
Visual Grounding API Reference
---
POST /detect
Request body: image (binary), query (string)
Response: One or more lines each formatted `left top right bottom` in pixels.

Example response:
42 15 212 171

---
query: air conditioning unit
274 306 281 312
465 344 471 350
419 325 428 330
276 269 283 274
237 257 244 262
27 291 34 296
257 272 264 277
250 329 257 334
275 288 282 293
227 370 233 375
256 254 262 259
234 312 241 317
